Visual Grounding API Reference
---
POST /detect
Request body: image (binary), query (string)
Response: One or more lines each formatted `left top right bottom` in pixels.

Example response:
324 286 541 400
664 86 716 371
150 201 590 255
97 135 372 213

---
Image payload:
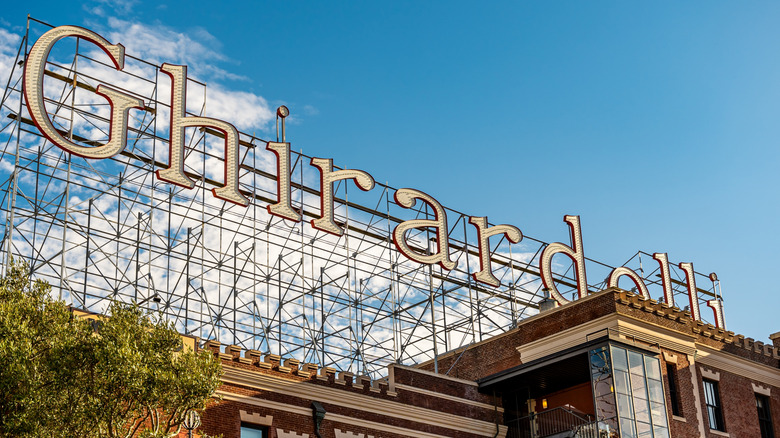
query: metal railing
572 417 619 438
506 407 594 438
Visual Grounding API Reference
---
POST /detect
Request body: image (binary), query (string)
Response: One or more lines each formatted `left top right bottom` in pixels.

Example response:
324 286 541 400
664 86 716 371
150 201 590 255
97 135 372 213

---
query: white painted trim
515 312 701 365
326 412 448 438
276 429 309 438
701 367 721 381
422 290 611 366
390 363 479 386
240 410 273 426
326 412 509 438
219 391 310 416
689 361 707 438
611 318 697 355
223 392 501 438
753 383 771 396
334 430 369 438
393 383 503 412
219 368 501 437
516 314 620 363
696 344 780 388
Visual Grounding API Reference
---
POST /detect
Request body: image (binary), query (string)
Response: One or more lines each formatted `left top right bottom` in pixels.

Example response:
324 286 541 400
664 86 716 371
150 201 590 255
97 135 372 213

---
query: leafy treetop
0 261 222 438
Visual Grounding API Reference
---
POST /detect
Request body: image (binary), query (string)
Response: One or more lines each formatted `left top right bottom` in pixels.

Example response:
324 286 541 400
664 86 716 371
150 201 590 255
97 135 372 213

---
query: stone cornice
695 344 780 388
221 366 501 437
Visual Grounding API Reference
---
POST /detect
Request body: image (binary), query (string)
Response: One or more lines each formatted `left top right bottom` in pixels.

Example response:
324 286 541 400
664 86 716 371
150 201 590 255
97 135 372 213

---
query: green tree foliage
0 261 222 438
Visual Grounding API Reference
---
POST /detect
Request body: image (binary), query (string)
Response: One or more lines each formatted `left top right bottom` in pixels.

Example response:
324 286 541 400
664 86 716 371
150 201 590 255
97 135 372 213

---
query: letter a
393 188 456 271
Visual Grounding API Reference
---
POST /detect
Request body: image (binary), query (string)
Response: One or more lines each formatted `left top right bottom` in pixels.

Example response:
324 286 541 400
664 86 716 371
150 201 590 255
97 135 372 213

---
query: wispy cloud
0 27 21 92
92 17 273 132
101 17 247 83
0 13 277 135
86 0 140 17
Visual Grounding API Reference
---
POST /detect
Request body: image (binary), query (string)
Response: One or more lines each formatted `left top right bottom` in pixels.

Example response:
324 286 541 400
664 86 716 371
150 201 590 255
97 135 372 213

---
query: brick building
197 288 780 438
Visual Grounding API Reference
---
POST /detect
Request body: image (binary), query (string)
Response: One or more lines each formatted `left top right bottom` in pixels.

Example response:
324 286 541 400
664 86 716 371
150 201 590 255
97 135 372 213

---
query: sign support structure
0 18 723 377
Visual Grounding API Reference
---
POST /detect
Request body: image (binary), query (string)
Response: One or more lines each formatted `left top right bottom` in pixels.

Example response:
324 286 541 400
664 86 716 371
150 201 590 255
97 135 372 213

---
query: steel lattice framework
0 19 722 378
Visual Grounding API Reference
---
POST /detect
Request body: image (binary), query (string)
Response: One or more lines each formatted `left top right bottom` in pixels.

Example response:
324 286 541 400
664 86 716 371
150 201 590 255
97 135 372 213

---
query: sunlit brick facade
198 288 780 438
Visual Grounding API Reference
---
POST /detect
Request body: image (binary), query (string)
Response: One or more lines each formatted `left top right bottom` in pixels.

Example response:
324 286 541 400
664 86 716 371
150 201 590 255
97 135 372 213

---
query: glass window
757 393 774 438
703 379 725 431
636 421 653 438
618 393 635 419
620 417 638 438
613 347 629 371
606 346 671 438
644 357 661 381
653 425 670 438
590 346 619 434
634 396 651 424
628 351 644 376
650 401 667 426
631 372 649 400
241 424 266 438
615 369 631 395
647 379 664 404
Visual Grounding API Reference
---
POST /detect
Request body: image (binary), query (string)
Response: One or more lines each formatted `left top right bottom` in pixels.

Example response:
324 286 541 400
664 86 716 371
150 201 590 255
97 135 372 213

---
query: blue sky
2 2 779 341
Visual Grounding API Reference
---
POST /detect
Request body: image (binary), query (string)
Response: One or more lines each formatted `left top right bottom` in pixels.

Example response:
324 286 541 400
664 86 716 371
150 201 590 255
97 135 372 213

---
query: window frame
606 345 670 438
703 379 725 432
756 393 775 438
240 422 267 438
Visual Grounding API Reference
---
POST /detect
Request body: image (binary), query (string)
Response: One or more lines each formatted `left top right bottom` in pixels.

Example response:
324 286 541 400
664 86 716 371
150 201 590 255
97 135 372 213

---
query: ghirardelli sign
22 25 726 328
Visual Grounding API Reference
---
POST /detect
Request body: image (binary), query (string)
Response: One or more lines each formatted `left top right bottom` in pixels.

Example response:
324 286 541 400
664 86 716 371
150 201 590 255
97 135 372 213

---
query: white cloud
0 27 21 99
102 17 244 83
0 16 592 377
91 0 139 16
94 18 274 133
186 85 274 132
303 105 320 116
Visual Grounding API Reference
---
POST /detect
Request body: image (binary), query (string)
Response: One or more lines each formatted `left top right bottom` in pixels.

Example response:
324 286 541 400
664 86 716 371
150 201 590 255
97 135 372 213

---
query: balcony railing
506 406 594 438
571 418 619 438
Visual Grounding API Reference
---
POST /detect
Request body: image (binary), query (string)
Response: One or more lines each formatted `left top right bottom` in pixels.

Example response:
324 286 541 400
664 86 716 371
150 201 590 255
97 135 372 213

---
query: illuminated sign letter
156 64 248 206
652 253 675 307
707 273 725 329
23 25 143 159
707 298 726 329
539 215 588 305
468 216 522 287
678 262 701 321
607 267 650 299
393 188 456 271
266 141 301 222
310 158 375 235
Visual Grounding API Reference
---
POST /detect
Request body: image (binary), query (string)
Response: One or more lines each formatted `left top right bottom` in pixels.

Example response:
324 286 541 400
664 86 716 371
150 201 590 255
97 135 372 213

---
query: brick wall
660 349 701 437
420 290 618 381
692 364 780 438
198 288 780 438
198 348 502 438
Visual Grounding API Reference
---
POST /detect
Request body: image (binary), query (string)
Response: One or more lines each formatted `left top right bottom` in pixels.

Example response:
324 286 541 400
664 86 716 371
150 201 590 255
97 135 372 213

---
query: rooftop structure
197 287 780 438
